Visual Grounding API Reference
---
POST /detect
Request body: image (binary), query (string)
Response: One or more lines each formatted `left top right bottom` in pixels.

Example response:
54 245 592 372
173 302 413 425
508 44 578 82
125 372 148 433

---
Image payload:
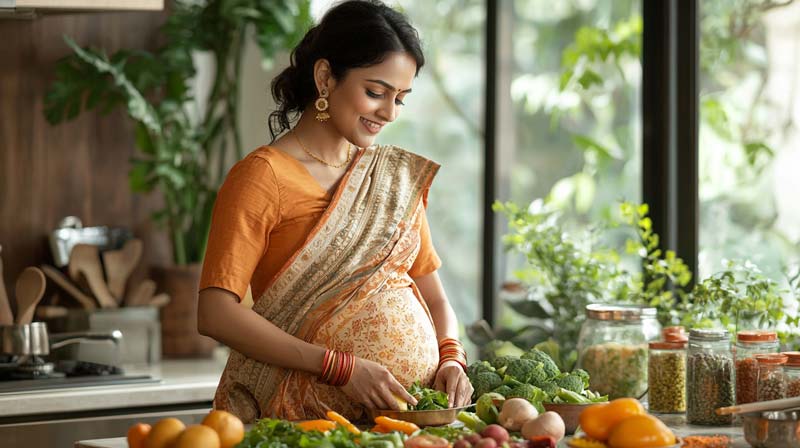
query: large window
383 0 485 331
699 0 800 283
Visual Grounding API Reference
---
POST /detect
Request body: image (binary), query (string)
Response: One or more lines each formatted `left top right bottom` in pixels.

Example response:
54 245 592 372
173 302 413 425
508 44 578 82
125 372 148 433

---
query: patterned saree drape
213 145 441 422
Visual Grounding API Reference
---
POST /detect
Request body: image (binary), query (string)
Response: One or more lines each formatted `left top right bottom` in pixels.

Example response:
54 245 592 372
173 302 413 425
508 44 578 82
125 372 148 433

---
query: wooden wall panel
0 10 171 309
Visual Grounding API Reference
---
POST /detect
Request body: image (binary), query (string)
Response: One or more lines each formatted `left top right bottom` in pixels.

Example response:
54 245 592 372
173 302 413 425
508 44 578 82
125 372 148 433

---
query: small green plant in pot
43 0 311 356
44 0 311 266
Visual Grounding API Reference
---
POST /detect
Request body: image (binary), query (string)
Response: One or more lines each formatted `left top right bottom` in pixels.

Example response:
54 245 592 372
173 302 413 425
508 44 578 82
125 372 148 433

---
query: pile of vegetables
456 400 564 447
466 347 607 420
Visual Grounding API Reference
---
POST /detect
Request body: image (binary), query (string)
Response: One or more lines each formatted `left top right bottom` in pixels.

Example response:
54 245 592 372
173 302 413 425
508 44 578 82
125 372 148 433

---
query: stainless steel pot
0 322 122 357
743 410 800 448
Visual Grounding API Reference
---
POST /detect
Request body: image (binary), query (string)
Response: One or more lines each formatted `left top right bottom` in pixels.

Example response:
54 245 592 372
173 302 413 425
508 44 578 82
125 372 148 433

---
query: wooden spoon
36 305 69 319
148 293 171 308
41 264 97 311
0 245 13 325
15 267 46 325
102 239 143 303
68 244 117 308
124 279 156 307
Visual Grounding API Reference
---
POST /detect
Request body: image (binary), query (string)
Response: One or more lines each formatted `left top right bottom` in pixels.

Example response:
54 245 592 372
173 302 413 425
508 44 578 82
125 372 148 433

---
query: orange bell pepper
296 419 337 432
374 416 420 435
326 410 361 435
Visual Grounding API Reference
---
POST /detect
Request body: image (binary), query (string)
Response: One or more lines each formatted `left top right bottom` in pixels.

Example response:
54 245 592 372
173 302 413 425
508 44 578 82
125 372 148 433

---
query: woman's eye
366 90 382 98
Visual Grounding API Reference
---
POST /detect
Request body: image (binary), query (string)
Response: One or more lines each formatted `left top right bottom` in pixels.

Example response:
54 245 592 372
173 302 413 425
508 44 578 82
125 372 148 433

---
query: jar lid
664 332 688 343
649 340 687 350
754 353 788 365
663 326 686 336
689 328 730 341
737 330 778 342
585 304 657 321
783 352 800 367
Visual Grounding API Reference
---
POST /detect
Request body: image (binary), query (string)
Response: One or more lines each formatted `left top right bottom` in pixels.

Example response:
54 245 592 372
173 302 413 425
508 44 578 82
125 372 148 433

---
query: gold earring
315 89 330 122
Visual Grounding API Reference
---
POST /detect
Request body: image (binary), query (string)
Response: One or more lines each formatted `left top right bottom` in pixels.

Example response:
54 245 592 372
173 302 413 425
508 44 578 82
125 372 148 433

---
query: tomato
578 398 645 441
607 414 676 448
404 434 451 448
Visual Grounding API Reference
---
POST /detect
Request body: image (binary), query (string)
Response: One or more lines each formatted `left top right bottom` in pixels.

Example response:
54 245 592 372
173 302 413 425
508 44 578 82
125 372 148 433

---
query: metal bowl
742 410 800 448
366 405 473 427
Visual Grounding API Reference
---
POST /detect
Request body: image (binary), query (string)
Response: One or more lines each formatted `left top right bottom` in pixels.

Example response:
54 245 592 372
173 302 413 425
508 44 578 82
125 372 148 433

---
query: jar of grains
756 353 787 402
648 331 688 413
783 352 800 398
734 330 779 405
576 304 661 399
686 328 734 425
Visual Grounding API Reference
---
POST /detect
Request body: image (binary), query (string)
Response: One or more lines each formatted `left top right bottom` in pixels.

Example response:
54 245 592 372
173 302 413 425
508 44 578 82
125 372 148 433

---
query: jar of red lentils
783 352 800 398
734 330 779 405
756 353 787 401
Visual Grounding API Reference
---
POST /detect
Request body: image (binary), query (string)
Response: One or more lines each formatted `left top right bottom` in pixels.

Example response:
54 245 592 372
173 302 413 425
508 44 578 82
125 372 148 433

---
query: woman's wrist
318 349 356 386
438 337 467 372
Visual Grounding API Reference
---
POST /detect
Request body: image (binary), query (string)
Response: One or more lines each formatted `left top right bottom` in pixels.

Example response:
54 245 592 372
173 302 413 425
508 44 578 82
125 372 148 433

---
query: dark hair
268 0 425 141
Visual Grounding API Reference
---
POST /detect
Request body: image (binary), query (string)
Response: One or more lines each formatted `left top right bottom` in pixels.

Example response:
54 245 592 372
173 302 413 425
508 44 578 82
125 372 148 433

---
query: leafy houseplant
44 0 311 266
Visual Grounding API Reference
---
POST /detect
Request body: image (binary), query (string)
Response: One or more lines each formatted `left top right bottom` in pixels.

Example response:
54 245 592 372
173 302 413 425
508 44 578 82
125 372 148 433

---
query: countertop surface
0 358 225 418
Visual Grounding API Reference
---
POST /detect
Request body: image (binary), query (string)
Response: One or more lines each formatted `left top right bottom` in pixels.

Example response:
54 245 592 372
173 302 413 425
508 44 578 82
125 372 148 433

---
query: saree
213 144 441 422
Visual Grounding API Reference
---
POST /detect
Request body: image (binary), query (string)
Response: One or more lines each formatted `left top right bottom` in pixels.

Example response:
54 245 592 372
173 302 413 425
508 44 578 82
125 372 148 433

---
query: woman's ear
313 59 336 95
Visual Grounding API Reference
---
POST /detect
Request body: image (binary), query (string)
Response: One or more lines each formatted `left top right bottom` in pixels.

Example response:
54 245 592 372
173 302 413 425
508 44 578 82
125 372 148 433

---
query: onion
497 398 539 431
521 411 565 442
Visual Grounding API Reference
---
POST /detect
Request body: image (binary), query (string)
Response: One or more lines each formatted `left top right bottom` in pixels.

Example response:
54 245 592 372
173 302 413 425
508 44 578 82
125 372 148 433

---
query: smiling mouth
360 117 383 133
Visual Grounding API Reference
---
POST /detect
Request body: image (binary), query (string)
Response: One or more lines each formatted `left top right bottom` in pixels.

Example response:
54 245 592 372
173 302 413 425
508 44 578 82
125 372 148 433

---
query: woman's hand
340 357 418 411
433 361 473 408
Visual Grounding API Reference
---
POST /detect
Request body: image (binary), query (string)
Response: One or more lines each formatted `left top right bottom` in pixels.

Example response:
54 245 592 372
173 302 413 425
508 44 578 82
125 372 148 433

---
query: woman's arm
197 287 416 410
198 287 326 373
414 270 474 406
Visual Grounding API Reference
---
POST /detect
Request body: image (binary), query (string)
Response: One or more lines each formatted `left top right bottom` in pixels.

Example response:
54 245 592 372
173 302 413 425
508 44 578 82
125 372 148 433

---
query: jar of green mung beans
648 332 688 413
686 328 734 425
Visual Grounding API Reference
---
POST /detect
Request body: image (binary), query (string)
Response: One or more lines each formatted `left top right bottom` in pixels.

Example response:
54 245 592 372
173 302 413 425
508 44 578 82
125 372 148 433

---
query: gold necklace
291 130 353 169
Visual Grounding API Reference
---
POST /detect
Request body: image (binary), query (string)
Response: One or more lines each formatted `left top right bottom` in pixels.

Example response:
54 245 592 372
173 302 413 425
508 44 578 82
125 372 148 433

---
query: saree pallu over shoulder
214 145 440 422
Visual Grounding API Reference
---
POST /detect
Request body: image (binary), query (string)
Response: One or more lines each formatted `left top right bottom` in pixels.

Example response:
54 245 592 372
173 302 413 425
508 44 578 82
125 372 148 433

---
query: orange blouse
199 146 442 302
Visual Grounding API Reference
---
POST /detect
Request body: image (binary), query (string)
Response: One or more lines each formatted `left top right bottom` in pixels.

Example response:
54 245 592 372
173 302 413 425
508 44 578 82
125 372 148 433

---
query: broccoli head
521 349 561 380
491 355 515 374
471 371 503 400
539 381 560 398
572 368 590 389
467 360 496 379
492 384 513 397
507 384 547 413
555 373 585 394
503 358 542 383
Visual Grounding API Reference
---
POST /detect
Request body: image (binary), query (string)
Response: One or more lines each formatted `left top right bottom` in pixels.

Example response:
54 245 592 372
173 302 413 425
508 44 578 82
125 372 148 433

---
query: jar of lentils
686 328 734 425
756 353 787 401
734 330 779 405
648 331 688 413
784 352 800 398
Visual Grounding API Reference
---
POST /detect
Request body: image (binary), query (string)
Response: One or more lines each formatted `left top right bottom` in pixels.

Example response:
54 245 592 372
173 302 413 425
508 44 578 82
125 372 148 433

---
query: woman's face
325 52 417 149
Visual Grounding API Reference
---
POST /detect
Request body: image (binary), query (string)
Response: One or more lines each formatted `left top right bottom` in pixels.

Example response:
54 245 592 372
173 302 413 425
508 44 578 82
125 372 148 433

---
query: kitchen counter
0 358 224 418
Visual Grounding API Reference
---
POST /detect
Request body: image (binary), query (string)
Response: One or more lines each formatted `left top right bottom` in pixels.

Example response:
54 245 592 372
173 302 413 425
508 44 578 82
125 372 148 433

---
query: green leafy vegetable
407 381 449 410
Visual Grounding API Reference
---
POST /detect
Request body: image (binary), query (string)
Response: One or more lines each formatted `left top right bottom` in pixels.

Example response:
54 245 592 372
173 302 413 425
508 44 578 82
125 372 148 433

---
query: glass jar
686 328 734 425
576 304 661 399
756 353 787 401
648 331 688 413
734 330 779 404
783 352 800 398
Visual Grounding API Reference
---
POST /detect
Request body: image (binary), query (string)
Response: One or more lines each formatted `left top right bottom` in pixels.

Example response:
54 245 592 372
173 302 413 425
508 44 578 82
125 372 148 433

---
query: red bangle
319 349 355 386
437 338 467 372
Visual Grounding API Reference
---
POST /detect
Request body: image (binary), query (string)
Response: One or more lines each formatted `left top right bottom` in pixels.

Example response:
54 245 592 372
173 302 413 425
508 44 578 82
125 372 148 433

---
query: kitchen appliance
0 322 156 393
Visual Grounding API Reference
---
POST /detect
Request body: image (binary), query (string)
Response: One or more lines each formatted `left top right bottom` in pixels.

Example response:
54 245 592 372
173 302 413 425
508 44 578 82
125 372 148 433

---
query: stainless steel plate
367 405 473 427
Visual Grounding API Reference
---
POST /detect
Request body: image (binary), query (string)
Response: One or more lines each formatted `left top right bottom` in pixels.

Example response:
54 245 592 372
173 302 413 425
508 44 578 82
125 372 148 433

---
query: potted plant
44 0 311 357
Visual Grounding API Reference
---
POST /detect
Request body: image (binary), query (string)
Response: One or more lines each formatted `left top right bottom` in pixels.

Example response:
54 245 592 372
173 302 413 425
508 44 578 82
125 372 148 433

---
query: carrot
326 410 361 435
373 416 420 435
296 419 337 432
370 424 391 434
